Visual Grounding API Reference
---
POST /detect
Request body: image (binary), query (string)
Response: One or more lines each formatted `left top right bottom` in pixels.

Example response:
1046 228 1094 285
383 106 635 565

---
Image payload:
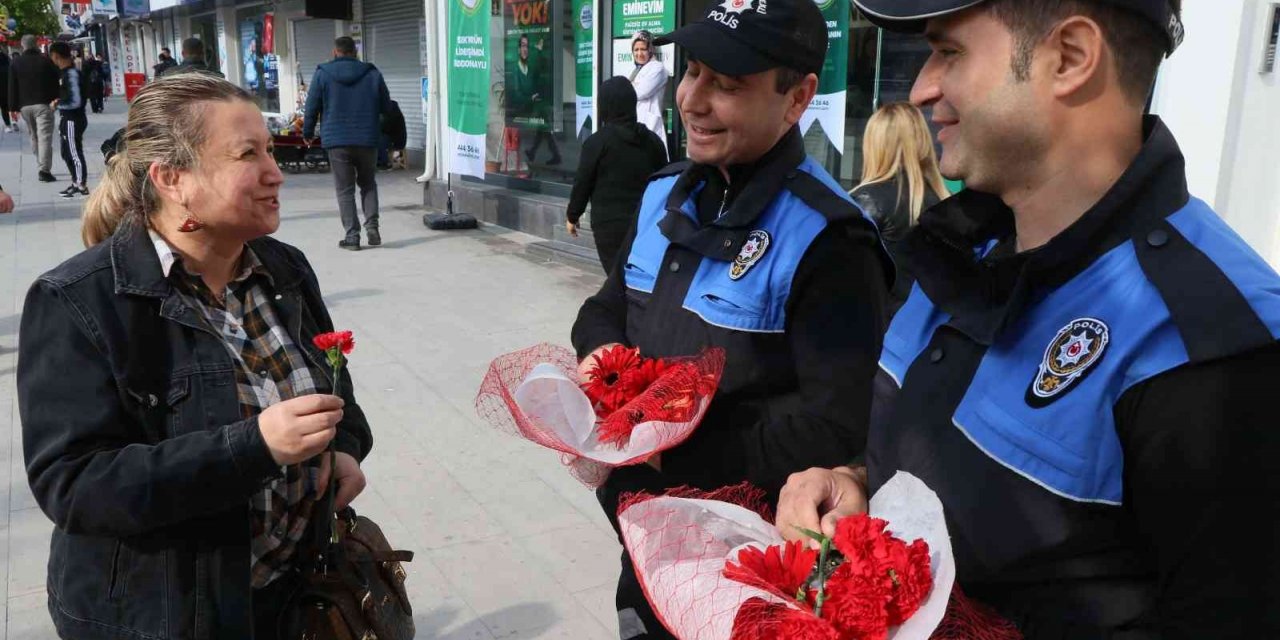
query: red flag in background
263 14 274 54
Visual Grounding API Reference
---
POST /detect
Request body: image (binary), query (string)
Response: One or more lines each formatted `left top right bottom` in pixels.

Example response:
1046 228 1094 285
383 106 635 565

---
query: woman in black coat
18 75 373 640
566 76 668 273
0 52 12 131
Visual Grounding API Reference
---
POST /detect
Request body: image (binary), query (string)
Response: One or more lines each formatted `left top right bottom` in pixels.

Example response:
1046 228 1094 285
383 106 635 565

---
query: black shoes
38 172 56 183
59 185 88 198
366 229 381 246
338 238 361 251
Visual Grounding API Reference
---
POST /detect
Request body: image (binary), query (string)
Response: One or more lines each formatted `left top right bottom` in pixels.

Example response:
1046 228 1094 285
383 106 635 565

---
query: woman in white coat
628 31 668 159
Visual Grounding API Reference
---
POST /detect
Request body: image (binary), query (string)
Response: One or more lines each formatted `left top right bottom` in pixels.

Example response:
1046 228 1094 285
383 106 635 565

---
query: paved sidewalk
0 100 621 638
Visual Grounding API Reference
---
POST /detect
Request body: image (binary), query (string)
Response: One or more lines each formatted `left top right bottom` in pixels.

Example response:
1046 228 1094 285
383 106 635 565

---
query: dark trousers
598 465 676 639
89 90 105 113
327 146 379 242
593 223 628 275
1 107 8 127
59 112 87 185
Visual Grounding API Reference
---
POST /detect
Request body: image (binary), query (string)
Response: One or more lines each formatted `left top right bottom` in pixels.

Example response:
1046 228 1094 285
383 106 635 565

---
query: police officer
777 0 1280 636
571 0 891 636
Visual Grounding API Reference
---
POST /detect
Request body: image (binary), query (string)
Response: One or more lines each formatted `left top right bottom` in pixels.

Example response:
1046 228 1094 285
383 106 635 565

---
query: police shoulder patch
1026 317 1110 408
729 230 770 281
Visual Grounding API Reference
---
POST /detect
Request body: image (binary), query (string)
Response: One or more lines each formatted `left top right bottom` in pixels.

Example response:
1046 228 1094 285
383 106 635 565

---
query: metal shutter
363 0 425 150
294 18 337 88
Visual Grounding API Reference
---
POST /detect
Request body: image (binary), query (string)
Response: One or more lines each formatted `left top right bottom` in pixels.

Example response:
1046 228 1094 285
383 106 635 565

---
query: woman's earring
177 217 205 233
177 203 205 233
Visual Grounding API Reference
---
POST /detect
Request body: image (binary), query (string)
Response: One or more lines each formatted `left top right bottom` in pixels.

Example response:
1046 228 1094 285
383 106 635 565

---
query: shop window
237 9 282 113
803 10 936 191
482 0 584 189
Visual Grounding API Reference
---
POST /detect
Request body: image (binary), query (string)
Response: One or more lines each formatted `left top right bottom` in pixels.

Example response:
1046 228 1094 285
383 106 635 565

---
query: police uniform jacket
871 117 1280 637
573 126 892 505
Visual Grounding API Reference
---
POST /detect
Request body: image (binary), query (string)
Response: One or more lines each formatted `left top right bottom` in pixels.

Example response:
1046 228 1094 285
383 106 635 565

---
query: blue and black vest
625 155 841 334
583 128 891 495
867 118 1280 632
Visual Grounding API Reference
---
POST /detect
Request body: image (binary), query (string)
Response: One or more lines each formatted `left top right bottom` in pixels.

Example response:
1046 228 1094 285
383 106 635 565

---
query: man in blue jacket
304 36 393 251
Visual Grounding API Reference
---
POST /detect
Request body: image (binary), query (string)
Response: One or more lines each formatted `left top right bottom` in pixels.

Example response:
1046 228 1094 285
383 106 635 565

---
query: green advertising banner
613 0 674 36
447 0 489 178
504 0 554 132
574 0 594 135
799 0 848 152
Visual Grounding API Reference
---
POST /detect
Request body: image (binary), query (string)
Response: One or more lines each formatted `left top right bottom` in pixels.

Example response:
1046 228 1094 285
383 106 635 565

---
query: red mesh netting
618 483 1023 640
475 344 726 487
930 587 1023 640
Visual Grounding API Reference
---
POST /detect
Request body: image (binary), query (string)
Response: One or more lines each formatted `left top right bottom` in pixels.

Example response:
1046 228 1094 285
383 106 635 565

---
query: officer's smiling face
909 9 1051 193
676 58 816 172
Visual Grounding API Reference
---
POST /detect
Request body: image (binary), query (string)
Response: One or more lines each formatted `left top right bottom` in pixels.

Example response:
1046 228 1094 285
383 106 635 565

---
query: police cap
852 0 1183 55
655 0 828 77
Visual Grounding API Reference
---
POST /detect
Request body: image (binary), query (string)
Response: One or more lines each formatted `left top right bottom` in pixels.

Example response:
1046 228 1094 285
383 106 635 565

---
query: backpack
102 127 124 162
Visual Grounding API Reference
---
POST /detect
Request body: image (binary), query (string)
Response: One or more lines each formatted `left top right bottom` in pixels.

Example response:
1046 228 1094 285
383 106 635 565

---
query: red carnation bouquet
615 473 1020 640
475 343 725 487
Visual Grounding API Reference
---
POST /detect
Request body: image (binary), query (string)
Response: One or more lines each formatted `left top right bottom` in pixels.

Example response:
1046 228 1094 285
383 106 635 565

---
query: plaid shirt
152 232 329 589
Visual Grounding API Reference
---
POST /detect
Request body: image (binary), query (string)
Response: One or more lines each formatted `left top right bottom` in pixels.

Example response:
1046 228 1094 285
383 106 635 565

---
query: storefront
363 0 429 160
290 16 337 95
427 0 939 253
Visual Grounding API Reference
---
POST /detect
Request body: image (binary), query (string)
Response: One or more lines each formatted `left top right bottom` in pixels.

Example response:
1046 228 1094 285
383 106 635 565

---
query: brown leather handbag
281 452 415 640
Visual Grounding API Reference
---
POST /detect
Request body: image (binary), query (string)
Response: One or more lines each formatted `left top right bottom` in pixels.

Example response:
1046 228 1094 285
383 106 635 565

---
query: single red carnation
312 330 355 354
831 514 891 560
581 345 642 415
776 605 842 640
822 555 892 640
885 539 933 626
730 598 839 640
724 541 819 599
829 513 935 630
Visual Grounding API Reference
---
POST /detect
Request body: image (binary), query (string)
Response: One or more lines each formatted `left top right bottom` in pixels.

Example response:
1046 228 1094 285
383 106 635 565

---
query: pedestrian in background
163 37 224 78
48 43 88 198
152 47 176 77
628 30 668 158
377 98 406 170
849 102 949 310
0 51 13 132
83 52 105 113
18 74 373 640
565 77 667 273
9 34 60 182
303 36 393 251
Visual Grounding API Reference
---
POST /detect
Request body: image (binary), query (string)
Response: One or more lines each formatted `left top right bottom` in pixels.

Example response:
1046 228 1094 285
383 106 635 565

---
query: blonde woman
850 102 950 305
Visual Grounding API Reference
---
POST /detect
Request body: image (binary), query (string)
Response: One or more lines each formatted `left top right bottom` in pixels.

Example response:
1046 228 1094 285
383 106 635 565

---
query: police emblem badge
719 0 755 13
1026 317 1110 407
728 230 771 281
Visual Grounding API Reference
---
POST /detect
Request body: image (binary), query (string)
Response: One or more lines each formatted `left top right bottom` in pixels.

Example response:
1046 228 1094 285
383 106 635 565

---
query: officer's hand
566 220 579 238
577 343 623 382
777 466 868 547
258 395 344 465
